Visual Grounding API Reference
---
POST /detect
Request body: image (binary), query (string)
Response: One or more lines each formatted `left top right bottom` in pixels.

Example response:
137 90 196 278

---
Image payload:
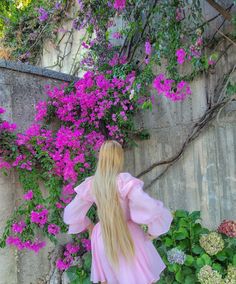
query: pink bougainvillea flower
23 190 34 200
145 41 151 55
56 202 65 209
0 107 5 114
0 121 17 132
66 243 80 254
48 224 60 235
35 101 47 121
176 48 186 64
176 7 183 21
56 257 73 271
153 74 191 102
145 57 150 64
30 208 48 227
24 238 46 253
190 44 201 58
0 158 12 170
196 36 203 46
81 238 91 251
38 7 48 22
55 2 62 10
62 184 75 195
112 32 122 39
208 59 215 66
11 220 26 234
113 0 126 10
6 235 46 253
109 53 119 67
6 235 25 250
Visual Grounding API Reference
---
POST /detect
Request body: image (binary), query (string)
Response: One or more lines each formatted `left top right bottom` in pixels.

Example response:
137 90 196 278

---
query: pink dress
63 172 173 284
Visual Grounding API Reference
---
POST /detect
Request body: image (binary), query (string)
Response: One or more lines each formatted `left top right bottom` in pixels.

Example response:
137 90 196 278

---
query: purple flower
81 238 91 251
38 7 48 22
11 221 26 234
176 48 186 64
167 248 186 265
35 101 47 121
114 0 126 10
55 2 62 10
23 190 33 200
48 224 60 235
66 243 80 254
0 107 6 114
112 32 122 39
0 121 17 132
145 41 151 55
56 257 73 271
30 208 48 227
208 59 215 66
176 8 183 21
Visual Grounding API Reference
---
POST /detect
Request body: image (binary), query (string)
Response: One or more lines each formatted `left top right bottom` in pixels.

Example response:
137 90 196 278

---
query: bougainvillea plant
0 0 236 282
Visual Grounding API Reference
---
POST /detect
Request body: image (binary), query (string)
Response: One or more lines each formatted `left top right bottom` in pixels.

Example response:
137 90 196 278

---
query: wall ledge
0 59 78 82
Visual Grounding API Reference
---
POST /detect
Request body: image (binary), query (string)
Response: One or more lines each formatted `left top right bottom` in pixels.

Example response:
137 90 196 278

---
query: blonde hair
91 140 135 268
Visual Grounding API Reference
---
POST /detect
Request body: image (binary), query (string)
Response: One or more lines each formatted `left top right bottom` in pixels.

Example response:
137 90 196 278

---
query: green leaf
185 255 194 266
184 275 197 284
174 228 189 240
164 237 173 247
233 254 236 266
212 263 223 273
192 245 204 255
175 210 189 218
216 251 227 261
175 270 184 282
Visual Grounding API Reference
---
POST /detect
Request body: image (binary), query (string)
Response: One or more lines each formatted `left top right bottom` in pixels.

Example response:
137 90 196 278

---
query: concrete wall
0 61 76 284
1 51 235 283
0 1 236 283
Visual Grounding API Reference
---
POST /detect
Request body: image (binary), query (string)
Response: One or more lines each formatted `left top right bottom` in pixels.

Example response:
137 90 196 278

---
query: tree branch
137 64 236 189
206 0 232 21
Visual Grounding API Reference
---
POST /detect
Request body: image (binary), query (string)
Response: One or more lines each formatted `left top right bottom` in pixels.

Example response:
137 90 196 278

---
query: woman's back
63 171 173 284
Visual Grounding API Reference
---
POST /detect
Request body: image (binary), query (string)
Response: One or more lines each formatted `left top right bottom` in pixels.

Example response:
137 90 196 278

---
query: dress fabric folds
63 172 173 284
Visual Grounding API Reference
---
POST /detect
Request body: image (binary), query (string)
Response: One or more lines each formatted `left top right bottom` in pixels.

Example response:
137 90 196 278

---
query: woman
63 140 173 284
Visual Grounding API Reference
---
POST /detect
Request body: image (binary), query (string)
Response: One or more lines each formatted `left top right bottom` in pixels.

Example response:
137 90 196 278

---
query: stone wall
0 60 76 284
0 1 236 282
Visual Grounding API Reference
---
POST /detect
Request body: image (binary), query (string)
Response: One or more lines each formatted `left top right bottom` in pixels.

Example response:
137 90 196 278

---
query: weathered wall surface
0 61 76 284
0 1 236 283
2 55 235 283
127 42 236 229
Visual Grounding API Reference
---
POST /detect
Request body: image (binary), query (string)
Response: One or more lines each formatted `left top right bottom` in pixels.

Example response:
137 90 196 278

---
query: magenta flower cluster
113 0 126 10
12 221 26 234
30 206 49 228
48 224 60 235
56 242 80 270
37 7 49 22
153 73 192 101
0 68 140 255
6 236 46 253
176 36 203 65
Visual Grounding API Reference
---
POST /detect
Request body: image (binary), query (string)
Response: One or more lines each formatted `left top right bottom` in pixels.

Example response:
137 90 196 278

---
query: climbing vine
0 0 236 282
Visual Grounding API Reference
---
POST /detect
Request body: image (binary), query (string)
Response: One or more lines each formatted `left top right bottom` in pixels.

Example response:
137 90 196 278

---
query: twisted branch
138 64 236 189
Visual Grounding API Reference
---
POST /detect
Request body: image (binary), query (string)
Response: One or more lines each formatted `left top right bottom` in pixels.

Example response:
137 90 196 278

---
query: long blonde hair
91 140 135 268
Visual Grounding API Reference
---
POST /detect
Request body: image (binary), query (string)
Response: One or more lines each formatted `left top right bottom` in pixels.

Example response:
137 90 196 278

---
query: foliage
153 210 236 284
0 0 236 283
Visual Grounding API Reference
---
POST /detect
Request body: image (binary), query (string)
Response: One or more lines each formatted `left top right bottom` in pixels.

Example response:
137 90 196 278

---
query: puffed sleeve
126 177 173 237
63 176 94 234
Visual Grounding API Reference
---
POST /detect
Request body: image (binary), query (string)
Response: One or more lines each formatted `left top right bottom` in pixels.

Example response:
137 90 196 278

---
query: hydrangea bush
154 210 236 284
0 0 236 283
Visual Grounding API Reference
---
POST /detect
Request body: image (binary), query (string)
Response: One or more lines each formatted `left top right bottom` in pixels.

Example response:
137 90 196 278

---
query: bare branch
206 0 232 21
